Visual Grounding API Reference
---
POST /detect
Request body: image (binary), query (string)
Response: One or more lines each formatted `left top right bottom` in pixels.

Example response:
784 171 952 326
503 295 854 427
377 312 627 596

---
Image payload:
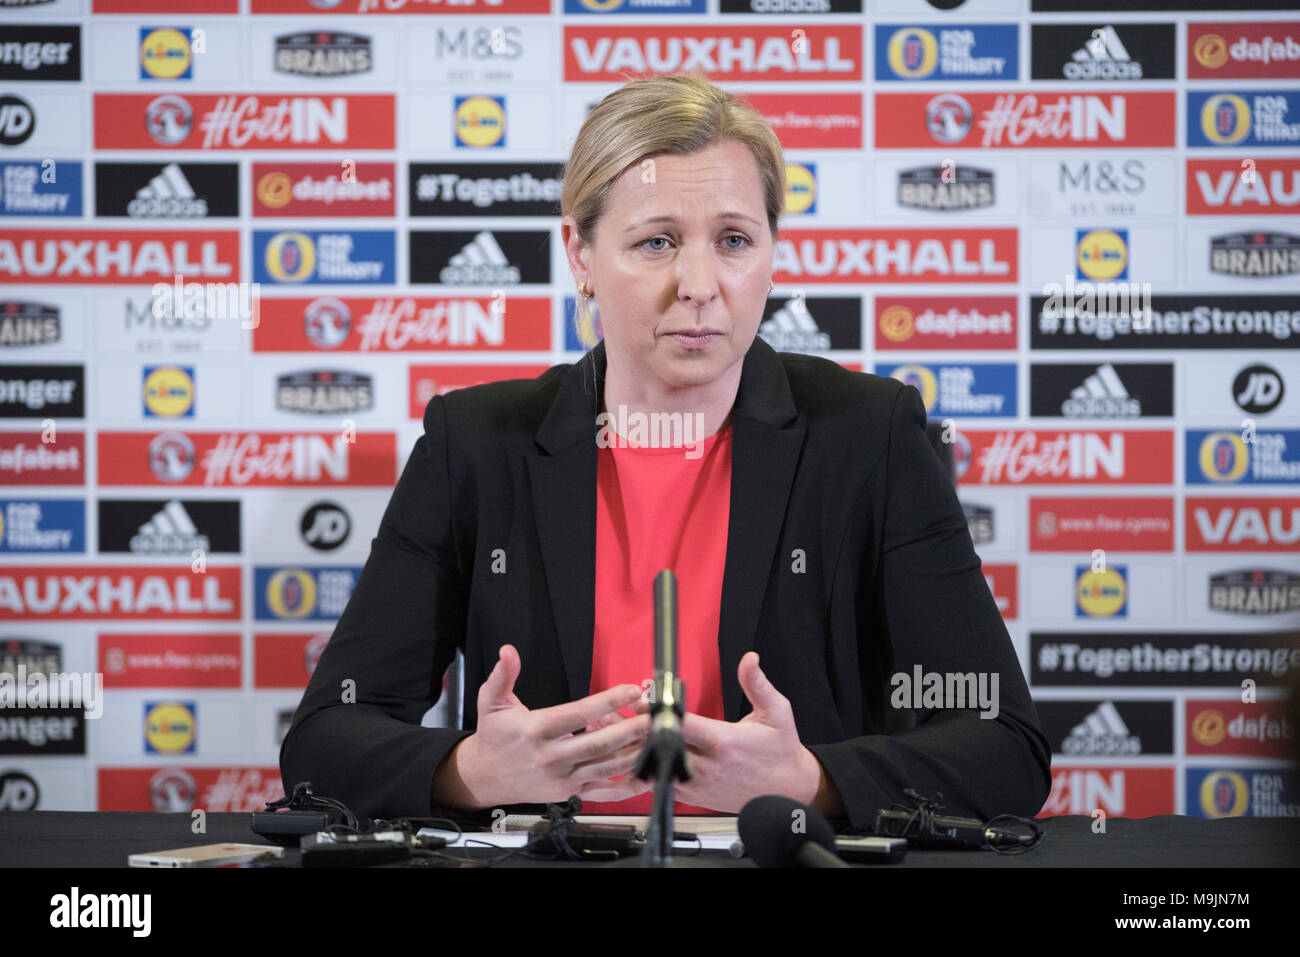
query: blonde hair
561 72 786 348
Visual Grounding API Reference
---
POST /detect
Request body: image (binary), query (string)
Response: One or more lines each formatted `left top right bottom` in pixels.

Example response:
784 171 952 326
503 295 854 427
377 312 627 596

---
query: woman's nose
675 244 719 305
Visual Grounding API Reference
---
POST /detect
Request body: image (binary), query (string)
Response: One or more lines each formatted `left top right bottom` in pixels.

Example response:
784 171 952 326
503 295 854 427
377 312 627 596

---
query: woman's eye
642 237 670 251
723 234 749 249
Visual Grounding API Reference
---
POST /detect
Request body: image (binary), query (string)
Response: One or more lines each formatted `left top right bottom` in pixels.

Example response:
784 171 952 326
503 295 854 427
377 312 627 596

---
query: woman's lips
665 330 723 348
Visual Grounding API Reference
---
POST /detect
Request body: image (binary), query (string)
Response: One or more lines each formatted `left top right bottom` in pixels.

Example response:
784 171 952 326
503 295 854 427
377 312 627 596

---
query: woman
279 73 1051 830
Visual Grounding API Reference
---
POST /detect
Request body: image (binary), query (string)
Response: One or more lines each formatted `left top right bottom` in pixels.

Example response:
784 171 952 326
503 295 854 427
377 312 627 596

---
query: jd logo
0 771 39 810
1233 364 1284 415
301 501 351 551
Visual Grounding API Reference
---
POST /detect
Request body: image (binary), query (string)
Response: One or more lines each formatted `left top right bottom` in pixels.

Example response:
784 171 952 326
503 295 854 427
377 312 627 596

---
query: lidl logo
1075 564 1128 618
139 28 194 81
1076 228 1129 281
454 96 506 149
142 365 195 418
784 162 817 215
263 231 317 283
1200 94 1251 145
144 700 196 754
1197 431 1250 483
887 28 939 78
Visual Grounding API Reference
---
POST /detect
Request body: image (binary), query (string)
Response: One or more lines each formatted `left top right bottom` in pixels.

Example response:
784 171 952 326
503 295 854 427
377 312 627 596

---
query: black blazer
280 337 1051 828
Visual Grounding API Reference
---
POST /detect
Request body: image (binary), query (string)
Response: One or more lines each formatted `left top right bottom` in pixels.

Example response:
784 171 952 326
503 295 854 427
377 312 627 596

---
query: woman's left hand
674 652 836 815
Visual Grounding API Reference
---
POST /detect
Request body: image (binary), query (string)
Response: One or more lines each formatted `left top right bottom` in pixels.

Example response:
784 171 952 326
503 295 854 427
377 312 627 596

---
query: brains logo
454 96 506 149
148 431 195 483
149 766 196 812
1199 770 1249 818
143 365 196 418
265 568 318 620
1075 566 1128 619
888 28 939 79
578 0 628 10
1200 94 1251 146
265 232 317 283
144 701 196 754
925 94 972 145
304 297 351 348
145 95 193 146
1190 709 1227 747
139 27 193 81
257 171 294 210
889 365 938 412
784 162 816 216
1198 431 1250 483
1193 33 1228 70
878 305 916 343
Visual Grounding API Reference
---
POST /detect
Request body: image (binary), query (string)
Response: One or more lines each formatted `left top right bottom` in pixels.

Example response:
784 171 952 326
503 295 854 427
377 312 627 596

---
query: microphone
738 795 850 868
631 570 691 867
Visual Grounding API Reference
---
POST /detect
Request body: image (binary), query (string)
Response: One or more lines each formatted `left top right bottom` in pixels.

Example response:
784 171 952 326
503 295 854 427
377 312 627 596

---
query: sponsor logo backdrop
0 1 1296 819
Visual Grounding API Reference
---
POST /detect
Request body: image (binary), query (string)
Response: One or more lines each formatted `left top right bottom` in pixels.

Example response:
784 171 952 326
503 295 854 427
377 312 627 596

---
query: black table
2 811 1297 868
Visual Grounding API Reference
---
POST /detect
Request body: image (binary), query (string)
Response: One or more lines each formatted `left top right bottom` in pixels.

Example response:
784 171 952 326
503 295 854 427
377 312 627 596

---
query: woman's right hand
432 644 653 809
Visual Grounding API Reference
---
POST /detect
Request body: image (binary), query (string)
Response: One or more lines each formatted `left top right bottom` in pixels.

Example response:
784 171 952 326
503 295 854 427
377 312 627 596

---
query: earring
768 280 774 294
578 281 593 300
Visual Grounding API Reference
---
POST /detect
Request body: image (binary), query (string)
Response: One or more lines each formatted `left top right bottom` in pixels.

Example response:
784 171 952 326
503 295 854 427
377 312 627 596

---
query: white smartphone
128 843 285 868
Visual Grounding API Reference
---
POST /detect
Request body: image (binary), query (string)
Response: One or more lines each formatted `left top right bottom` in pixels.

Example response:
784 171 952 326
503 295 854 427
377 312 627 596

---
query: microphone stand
607 571 723 867
639 571 688 867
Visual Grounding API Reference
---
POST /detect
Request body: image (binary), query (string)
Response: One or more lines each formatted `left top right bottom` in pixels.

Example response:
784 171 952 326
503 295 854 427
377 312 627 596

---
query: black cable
983 814 1045 855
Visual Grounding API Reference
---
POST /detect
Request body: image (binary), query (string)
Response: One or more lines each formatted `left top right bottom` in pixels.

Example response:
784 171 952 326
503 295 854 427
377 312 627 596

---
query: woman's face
562 139 775 396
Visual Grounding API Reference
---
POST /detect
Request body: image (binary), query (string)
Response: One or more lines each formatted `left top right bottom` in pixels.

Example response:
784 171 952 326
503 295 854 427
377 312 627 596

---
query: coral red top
580 423 733 815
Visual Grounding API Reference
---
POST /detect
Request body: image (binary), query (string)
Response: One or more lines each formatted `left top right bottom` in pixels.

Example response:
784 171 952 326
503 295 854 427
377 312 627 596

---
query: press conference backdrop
0 0 1297 824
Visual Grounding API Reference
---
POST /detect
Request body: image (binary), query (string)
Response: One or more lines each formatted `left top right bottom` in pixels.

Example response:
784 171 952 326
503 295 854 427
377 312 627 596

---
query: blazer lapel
528 347 603 703
717 339 805 720
528 338 805 719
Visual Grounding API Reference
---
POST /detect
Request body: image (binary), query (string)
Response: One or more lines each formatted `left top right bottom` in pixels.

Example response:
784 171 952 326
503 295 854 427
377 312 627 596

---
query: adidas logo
1060 363 1141 418
128 499 211 554
1064 25 1142 80
1062 701 1141 756
439 231 520 286
127 163 209 218
760 296 830 352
